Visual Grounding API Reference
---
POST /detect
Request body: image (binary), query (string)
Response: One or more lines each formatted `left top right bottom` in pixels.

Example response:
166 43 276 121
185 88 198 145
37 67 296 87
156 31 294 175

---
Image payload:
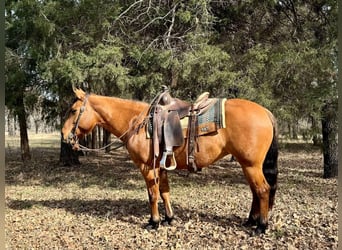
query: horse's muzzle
61 132 71 143
67 132 74 142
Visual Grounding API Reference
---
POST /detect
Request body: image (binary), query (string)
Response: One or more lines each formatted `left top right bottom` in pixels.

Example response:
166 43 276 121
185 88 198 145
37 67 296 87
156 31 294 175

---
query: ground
5 134 338 249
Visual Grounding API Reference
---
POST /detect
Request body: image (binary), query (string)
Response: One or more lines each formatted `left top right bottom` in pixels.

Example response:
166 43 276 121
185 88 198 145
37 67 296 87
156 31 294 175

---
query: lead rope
78 140 124 152
76 106 147 153
74 89 163 154
73 88 168 185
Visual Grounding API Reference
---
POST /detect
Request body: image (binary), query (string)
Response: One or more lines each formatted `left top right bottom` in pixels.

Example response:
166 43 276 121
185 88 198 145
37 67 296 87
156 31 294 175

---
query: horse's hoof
250 225 266 236
243 218 257 227
145 224 157 231
161 216 177 226
161 220 170 226
144 219 159 230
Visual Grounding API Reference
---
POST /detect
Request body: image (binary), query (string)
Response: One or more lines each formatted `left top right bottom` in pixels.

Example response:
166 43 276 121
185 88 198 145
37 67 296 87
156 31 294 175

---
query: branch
131 0 152 24
137 37 161 65
113 0 143 24
165 3 177 50
135 6 175 33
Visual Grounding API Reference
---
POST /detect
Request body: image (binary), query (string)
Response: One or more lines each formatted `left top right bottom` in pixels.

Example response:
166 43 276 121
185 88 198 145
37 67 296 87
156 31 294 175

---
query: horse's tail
263 110 279 210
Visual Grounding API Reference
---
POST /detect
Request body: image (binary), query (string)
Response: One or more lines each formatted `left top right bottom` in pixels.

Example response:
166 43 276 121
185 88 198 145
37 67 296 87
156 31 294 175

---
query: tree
60 141 81 166
5 0 57 161
321 99 338 178
5 0 337 173
5 48 31 161
175 44 241 100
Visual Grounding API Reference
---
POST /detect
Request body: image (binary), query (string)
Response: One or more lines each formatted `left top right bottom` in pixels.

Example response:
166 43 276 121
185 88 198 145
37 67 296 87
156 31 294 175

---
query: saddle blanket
146 98 226 139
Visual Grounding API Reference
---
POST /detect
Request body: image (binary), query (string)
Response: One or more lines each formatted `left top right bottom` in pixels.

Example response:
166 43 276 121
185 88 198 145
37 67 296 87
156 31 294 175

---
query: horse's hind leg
242 165 270 235
159 169 176 226
244 190 259 227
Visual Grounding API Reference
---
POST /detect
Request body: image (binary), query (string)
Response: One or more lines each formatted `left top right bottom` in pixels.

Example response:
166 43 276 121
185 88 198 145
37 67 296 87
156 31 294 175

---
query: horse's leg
159 169 176 226
242 165 270 235
140 165 161 230
244 190 259 227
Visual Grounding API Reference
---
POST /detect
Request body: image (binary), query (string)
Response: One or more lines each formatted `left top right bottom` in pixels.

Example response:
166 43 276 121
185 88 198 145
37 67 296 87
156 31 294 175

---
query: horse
61 87 278 235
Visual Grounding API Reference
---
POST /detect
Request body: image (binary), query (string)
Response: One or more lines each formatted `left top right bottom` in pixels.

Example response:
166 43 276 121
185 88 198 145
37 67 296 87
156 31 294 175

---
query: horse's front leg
159 168 176 226
140 165 161 230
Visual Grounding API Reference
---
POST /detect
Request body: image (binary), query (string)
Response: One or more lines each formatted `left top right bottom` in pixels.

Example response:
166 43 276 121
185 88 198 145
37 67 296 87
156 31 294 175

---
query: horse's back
225 99 273 125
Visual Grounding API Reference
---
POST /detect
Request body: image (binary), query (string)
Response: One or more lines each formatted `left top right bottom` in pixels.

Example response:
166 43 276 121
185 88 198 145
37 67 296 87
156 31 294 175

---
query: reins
77 139 125 152
70 91 159 154
68 88 168 185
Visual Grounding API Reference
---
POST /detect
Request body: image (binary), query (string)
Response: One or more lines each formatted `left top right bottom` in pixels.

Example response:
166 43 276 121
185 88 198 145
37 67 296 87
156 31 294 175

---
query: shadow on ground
7 197 248 231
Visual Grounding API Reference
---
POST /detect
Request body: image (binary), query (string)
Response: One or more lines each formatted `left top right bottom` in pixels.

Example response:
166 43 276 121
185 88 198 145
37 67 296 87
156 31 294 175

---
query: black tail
263 112 279 210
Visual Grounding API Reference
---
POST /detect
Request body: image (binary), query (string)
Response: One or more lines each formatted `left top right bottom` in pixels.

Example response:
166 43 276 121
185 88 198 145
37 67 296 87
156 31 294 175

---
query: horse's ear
75 88 86 100
72 83 86 100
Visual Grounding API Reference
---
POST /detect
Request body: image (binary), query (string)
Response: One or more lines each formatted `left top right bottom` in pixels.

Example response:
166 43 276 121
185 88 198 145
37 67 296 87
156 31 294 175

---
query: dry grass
5 134 337 249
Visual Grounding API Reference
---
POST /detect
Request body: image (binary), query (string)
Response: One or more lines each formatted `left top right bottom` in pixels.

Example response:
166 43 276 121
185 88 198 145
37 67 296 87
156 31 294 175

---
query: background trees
5 0 337 177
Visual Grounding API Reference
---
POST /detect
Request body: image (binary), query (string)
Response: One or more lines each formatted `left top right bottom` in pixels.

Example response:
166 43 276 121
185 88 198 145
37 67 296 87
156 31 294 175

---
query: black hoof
243 217 257 227
161 216 177 226
144 218 159 230
250 226 266 236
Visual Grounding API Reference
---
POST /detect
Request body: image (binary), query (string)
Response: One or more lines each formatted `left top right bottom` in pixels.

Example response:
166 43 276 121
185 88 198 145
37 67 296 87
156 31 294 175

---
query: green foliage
5 0 58 121
5 0 338 139
126 47 173 100
46 41 129 95
177 9 192 24
175 44 239 100
271 41 336 123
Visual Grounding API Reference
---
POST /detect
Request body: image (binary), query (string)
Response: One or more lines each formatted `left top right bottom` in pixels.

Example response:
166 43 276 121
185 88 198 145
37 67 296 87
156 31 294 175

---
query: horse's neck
89 95 148 138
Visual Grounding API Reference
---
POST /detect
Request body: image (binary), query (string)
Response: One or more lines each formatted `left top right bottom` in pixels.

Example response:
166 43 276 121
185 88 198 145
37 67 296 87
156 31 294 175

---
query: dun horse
61 87 278 235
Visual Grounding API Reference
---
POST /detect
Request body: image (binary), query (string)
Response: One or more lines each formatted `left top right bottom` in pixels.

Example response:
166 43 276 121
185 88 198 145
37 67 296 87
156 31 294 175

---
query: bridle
66 94 89 149
65 93 150 152
64 88 167 184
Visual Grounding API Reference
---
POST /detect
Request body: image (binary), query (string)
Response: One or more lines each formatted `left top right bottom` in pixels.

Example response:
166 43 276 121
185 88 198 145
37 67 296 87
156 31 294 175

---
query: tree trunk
17 96 31 161
35 120 39 134
103 129 111 153
171 67 178 87
291 122 299 139
59 140 81 166
321 99 338 178
7 112 15 136
92 126 97 149
86 134 92 148
98 126 102 148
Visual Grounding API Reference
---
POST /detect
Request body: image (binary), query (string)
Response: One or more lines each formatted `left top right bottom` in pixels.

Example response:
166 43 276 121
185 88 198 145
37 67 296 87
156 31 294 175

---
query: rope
75 88 165 154
73 87 169 185
78 140 124 152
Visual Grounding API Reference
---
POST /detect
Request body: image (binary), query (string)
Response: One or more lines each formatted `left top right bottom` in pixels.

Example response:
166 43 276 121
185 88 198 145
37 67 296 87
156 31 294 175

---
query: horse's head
61 87 98 149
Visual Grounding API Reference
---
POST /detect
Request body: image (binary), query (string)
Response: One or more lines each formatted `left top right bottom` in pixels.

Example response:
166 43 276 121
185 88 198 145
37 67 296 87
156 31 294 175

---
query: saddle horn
161 85 169 92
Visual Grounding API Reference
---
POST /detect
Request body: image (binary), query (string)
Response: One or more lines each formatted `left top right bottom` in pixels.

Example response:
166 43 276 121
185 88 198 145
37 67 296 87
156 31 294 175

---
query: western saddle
149 85 216 172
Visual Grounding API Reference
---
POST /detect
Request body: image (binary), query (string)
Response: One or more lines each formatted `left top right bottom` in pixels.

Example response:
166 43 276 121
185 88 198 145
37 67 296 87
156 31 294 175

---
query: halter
67 94 89 148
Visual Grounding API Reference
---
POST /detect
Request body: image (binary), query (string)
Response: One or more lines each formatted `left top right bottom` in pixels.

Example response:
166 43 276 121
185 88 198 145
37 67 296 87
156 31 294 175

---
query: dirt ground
5 135 338 249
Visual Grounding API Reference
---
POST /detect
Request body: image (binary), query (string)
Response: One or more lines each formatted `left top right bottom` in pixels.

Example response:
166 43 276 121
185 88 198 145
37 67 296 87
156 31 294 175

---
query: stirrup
160 151 177 171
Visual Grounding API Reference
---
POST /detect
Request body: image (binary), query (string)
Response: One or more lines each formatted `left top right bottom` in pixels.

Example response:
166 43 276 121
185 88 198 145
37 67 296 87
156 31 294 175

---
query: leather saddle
150 86 215 171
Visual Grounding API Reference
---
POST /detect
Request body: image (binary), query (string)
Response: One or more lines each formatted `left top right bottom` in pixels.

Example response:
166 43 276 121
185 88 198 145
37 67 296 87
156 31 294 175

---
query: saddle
149 86 216 171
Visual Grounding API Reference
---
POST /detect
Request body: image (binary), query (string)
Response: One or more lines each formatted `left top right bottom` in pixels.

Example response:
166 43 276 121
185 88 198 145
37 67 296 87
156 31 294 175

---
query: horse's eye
71 109 77 114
